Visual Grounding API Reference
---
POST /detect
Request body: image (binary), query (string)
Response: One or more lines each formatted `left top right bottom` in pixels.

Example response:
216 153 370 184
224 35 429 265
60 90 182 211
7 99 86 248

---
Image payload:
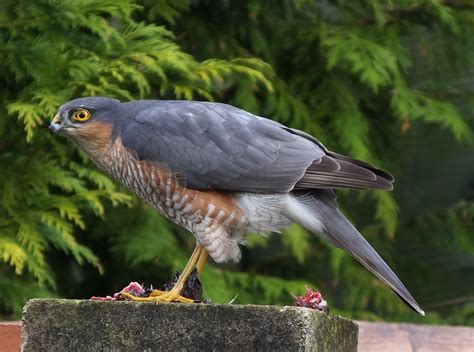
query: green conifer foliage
158 0 473 324
1 0 472 324
0 0 271 316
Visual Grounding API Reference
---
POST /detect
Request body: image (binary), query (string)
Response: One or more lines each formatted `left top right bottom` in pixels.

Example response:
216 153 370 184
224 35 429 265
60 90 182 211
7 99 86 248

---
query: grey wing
285 128 394 190
120 100 393 193
120 101 322 193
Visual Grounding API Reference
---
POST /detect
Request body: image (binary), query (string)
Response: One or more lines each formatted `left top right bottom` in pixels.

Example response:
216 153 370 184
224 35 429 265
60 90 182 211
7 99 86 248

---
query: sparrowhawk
49 97 424 315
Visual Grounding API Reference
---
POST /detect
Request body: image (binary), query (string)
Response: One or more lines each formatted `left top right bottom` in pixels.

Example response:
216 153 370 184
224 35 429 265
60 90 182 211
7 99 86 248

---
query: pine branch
355 3 430 26
354 0 474 26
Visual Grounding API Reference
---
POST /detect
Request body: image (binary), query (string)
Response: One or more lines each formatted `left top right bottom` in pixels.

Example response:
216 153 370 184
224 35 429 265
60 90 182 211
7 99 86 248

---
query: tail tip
419 309 426 317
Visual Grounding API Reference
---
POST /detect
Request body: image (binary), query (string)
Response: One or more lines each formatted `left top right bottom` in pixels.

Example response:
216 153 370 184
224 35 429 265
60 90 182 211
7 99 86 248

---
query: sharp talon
120 289 194 303
116 243 206 304
149 289 167 297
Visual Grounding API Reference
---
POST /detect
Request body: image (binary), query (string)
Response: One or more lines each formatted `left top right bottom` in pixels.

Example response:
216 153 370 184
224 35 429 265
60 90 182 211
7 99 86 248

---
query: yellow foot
120 288 194 303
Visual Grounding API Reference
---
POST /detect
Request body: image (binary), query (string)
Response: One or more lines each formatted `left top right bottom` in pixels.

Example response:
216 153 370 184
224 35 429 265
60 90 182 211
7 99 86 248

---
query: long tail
284 191 425 316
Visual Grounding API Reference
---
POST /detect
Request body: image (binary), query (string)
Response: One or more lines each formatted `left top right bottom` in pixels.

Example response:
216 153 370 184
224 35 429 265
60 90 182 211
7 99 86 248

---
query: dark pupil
78 112 86 119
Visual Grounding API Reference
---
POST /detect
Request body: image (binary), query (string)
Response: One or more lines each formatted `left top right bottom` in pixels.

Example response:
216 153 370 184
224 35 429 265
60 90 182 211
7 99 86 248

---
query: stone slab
22 299 358 351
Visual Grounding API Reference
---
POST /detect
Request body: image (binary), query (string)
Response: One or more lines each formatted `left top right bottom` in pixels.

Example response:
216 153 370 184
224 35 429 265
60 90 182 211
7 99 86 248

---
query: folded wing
120 100 393 193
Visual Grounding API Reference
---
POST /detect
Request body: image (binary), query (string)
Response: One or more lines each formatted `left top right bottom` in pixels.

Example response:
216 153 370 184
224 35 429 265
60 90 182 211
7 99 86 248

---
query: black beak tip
48 123 60 134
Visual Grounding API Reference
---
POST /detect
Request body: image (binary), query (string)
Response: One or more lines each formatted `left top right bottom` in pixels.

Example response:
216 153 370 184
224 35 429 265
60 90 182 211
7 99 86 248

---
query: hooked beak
49 114 62 134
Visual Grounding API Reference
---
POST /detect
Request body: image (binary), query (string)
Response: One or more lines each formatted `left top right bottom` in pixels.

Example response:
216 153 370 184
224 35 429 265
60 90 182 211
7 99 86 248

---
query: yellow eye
72 109 91 122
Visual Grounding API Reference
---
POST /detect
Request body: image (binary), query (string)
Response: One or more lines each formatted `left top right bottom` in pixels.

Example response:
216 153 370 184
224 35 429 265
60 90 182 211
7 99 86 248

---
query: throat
68 121 116 169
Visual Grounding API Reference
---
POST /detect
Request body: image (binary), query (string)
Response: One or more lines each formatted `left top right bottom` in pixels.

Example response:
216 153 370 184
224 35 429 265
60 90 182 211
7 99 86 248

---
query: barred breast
76 131 243 262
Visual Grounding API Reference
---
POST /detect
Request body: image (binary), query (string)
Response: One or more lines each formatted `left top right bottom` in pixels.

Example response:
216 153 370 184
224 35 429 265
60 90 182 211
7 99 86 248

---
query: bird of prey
49 97 424 315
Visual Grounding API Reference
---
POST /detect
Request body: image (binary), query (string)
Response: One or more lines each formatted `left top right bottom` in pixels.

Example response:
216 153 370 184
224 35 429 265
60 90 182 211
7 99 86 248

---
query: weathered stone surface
22 299 358 351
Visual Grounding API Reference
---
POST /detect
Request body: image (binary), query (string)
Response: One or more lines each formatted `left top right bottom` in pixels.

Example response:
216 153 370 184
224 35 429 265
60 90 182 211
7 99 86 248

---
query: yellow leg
173 244 203 288
121 243 205 303
196 248 208 273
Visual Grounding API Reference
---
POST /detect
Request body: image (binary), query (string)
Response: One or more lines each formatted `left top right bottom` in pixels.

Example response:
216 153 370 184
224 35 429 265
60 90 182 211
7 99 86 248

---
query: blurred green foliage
0 0 473 325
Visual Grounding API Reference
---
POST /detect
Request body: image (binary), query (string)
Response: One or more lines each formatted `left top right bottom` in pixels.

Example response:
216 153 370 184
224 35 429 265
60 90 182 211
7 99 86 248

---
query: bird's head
49 97 122 137
49 96 126 159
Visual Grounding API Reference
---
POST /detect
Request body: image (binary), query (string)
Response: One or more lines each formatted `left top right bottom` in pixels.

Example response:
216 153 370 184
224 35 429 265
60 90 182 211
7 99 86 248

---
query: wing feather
295 156 393 191
121 101 321 192
120 100 393 193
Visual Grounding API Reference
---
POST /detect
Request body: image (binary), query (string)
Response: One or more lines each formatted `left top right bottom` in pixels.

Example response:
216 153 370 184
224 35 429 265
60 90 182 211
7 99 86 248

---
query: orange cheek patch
72 121 114 150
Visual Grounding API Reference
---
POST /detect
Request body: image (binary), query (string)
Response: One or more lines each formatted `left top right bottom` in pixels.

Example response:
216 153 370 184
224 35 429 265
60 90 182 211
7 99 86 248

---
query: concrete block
22 299 358 351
